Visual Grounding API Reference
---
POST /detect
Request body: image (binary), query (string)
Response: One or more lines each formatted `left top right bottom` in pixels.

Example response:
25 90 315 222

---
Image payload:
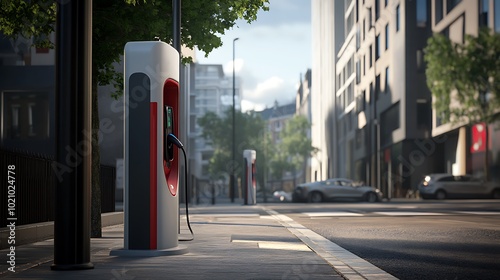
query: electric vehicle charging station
110 41 187 256
243 150 257 205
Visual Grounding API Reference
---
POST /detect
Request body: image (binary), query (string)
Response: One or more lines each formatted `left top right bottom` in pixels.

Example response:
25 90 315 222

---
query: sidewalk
1 204 343 279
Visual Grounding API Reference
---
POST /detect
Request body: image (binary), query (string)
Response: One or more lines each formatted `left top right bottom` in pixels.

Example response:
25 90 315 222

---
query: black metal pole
51 0 93 270
231 38 239 203
173 0 181 53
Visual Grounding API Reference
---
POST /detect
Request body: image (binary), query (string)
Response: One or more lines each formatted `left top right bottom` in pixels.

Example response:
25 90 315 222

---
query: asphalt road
267 200 500 280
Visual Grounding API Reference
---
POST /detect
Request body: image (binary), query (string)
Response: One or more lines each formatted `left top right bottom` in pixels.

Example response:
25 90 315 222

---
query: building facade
313 0 437 198
429 0 500 182
312 0 500 198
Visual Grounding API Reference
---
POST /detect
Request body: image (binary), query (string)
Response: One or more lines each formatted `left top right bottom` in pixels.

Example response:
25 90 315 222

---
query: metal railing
0 149 116 228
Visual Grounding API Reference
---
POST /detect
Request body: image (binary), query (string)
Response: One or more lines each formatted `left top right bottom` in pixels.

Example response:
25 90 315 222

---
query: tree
1 0 269 236
270 115 317 188
197 109 271 198
424 28 500 180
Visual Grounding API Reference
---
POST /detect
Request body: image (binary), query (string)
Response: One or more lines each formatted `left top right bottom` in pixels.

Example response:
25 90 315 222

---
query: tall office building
312 0 437 198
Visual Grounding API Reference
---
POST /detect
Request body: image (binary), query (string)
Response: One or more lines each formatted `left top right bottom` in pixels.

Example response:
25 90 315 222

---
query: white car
418 173 500 199
292 178 383 203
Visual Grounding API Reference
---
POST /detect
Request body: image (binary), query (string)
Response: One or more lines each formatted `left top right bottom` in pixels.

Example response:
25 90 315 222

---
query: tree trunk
91 80 102 238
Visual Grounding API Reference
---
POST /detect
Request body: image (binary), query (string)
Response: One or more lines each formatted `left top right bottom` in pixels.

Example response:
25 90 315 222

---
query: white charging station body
111 41 187 256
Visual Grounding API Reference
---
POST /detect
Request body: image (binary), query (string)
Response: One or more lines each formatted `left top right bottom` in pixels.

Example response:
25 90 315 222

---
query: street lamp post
231 37 239 203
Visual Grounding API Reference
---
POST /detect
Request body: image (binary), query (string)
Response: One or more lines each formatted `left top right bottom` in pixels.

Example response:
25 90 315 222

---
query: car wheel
435 190 446 200
365 192 378 202
308 192 323 203
492 189 500 199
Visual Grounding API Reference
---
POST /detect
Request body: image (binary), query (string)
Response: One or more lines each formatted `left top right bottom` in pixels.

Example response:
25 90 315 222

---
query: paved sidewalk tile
1 205 342 280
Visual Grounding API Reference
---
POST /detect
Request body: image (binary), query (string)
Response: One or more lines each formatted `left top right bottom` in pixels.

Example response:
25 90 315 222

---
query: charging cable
167 133 194 241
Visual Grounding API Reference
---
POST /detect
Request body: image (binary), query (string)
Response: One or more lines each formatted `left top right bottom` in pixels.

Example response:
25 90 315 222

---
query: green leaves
0 1 56 48
269 115 317 181
198 108 270 188
1 0 269 98
424 28 500 125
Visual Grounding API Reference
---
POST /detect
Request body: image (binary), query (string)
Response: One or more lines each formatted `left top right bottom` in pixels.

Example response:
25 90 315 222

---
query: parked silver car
292 178 383 203
418 173 500 199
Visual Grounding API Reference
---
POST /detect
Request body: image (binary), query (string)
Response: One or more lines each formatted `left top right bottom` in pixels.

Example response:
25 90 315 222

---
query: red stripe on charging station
150 103 158 249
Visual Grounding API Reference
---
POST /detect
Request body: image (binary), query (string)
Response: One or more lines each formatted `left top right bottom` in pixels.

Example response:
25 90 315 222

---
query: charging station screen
164 106 174 162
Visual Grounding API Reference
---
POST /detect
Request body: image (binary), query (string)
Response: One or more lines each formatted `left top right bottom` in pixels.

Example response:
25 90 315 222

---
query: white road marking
265 208 398 280
374 211 447 216
303 212 364 217
454 211 500 215
232 239 312 251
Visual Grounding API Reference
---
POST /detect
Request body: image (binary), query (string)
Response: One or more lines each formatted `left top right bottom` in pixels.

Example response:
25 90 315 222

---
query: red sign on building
470 123 486 153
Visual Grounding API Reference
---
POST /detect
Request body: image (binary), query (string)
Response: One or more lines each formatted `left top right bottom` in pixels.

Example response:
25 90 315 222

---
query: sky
196 0 311 112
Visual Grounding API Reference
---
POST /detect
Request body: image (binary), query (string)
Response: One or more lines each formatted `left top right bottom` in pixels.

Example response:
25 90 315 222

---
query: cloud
241 76 296 112
234 0 311 29
223 58 244 74
195 0 311 113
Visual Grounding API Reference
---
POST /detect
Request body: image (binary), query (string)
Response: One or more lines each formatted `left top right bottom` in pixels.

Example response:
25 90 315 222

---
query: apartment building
313 0 438 198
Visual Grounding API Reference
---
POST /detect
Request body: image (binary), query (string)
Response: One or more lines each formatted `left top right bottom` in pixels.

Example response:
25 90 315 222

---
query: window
369 45 373 68
417 0 427 27
375 0 380 20
385 67 389 93
346 10 354 33
396 4 400 32
347 84 354 105
363 55 366 76
375 74 381 99
356 60 361 84
367 7 372 27
417 102 431 131
356 26 360 50
385 24 389 50
436 0 444 24
376 35 381 59
496 0 500 32
385 0 388 7
369 82 374 104
363 19 366 40
480 0 489 27
348 57 353 76
447 0 462 13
